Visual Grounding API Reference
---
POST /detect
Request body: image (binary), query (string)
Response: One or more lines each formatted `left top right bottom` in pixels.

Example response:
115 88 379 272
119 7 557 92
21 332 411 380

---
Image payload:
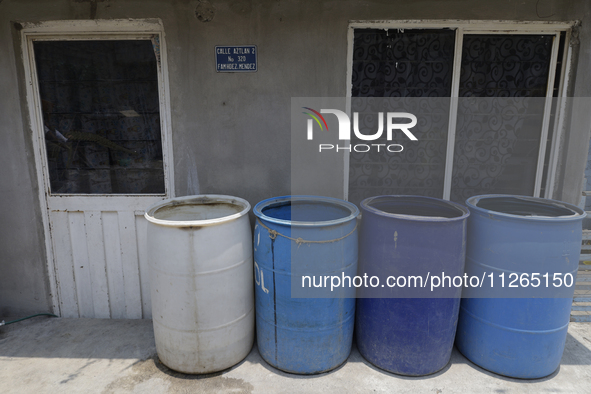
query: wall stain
229 0 252 15
195 0 216 22
102 355 254 394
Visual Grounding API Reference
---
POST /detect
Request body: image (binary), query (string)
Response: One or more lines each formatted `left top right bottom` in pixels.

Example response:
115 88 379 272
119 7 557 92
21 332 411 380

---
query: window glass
349 29 455 206
34 40 165 194
450 35 553 202
349 29 559 204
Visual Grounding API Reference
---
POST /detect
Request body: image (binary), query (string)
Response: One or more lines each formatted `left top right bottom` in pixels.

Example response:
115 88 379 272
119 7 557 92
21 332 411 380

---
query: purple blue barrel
456 195 586 378
355 196 469 376
253 195 359 374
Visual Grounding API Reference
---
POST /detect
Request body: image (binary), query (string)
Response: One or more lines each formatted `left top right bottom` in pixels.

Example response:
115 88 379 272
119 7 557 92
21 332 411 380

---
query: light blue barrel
253 195 359 374
456 195 585 379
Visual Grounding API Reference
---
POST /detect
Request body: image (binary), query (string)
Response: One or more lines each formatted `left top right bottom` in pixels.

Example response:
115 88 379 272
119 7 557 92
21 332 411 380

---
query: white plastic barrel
145 195 254 374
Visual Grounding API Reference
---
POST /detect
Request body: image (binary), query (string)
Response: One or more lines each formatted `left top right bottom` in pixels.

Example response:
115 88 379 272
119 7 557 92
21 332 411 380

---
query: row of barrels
144 194 585 378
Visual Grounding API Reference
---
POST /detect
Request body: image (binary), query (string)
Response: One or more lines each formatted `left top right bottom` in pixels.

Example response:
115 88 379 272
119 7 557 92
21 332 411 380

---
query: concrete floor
1 317 591 393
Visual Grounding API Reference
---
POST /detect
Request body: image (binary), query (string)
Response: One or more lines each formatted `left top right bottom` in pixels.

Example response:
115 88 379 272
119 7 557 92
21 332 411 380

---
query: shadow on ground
0 317 155 360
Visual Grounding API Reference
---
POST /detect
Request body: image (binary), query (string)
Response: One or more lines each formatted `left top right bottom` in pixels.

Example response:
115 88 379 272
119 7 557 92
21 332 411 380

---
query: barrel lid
254 195 359 227
144 194 251 227
466 194 586 222
360 195 469 222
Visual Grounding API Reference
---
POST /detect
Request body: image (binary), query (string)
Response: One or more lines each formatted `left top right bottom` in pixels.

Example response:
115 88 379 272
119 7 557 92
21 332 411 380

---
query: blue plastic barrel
253 195 359 374
456 195 586 379
355 196 469 376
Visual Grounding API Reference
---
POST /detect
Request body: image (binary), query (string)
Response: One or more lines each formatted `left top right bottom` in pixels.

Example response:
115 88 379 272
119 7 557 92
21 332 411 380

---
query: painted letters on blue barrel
253 196 359 374
456 195 586 379
356 196 469 376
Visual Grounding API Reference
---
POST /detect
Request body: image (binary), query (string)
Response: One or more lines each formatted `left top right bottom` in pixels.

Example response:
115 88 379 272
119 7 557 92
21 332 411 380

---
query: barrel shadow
152 342 256 380
151 335 587 383
451 345 561 382
245 341 350 378
152 340 348 381
560 332 591 365
346 343 453 380
152 354 242 380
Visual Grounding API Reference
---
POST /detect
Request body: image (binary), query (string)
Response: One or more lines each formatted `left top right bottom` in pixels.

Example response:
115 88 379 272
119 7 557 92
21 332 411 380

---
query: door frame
345 20 576 201
20 19 175 315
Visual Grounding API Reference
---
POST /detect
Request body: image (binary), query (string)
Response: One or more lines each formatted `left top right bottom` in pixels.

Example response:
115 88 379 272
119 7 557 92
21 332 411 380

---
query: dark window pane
34 40 165 194
349 29 455 206
451 35 554 203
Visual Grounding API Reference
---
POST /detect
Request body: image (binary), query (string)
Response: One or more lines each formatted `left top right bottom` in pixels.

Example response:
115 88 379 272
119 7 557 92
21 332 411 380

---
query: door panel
84 210 110 318
28 35 171 318
49 205 160 318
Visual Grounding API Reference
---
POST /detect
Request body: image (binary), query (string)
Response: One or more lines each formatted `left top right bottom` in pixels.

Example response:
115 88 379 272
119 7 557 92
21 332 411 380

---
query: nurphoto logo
302 107 418 153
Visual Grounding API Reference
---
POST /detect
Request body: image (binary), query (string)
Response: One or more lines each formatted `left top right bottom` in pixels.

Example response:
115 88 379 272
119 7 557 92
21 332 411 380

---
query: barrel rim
253 195 359 227
360 195 470 222
144 194 251 227
466 194 586 222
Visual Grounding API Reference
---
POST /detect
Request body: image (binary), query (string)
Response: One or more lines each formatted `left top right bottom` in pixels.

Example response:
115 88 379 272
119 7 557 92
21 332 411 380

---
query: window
33 38 165 194
348 24 569 205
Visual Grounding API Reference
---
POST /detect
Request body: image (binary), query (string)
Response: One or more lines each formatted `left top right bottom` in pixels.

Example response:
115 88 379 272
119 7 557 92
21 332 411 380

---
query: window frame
346 20 575 201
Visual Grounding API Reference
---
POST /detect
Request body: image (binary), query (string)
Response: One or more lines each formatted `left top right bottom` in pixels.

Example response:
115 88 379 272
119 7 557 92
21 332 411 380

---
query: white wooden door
22 21 175 319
